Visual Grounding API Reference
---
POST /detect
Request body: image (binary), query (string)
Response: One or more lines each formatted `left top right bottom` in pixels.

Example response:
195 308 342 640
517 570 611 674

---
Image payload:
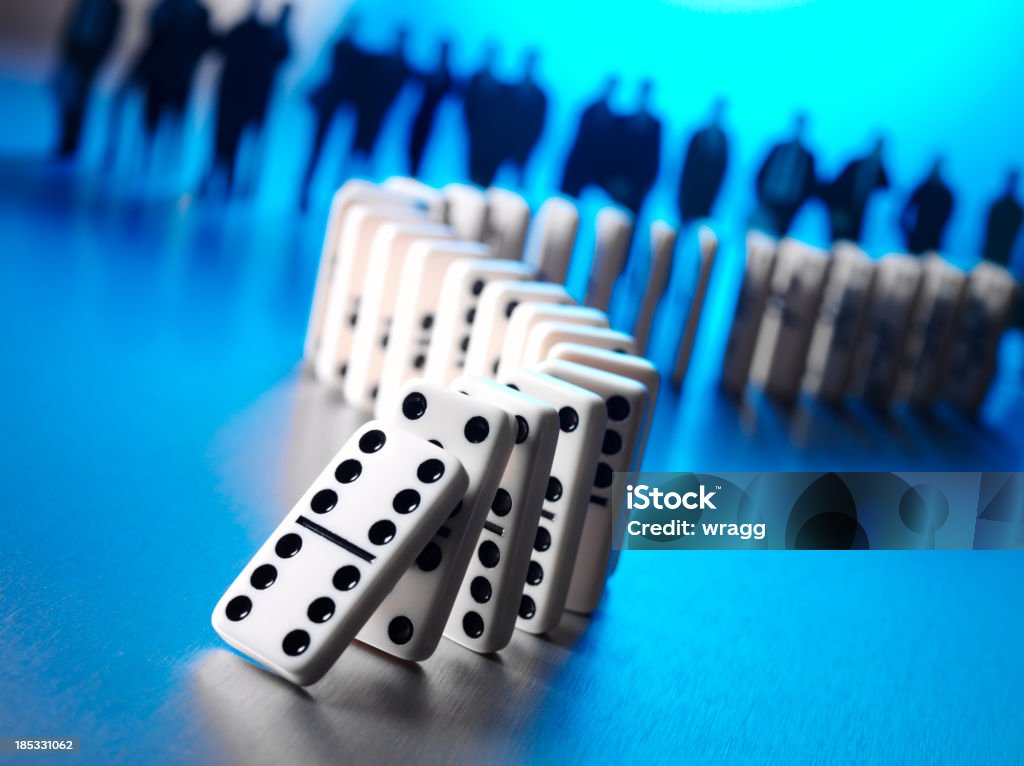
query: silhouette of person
677 98 729 224
560 76 618 198
350 27 411 164
505 49 547 186
204 1 290 196
605 79 661 215
981 169 1023 267
106 0 212 168
900 158 955 254
300 16 369 209
54 0 122 158
407 39 454 177
464 44 504 187
753 113 818 236
822 137 890 242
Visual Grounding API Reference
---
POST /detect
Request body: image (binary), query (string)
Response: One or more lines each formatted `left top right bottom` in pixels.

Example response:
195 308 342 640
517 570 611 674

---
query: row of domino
723 233 1020 413
213 177 671 686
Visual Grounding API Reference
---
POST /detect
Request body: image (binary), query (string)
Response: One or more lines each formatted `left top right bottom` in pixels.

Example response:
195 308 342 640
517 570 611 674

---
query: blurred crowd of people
53 0 1023 266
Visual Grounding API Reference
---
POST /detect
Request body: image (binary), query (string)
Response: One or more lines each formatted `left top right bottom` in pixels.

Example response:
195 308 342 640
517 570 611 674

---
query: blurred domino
444 183 489 241
463 281 574 378
497 303 610 379
803 241 877 405
671 225 718 387
631 220 676 354
424 259 535 386
584 206 634 311
518 322 638 370
537 360 647 615
720 231 778 397
212 420 468 685
523 196 580 283
504 370 606 634
358 380 514 661
345 223 456 409
443 376 559 653
375 240 493 417
484 187 532 261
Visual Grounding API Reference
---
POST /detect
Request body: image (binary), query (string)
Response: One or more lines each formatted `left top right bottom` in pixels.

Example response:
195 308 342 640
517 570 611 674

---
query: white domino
374 240 493 417
212 420 468 685
503 370 607 634
345 222 455 410
584 206 634 311
632 220 676 354
424 259 535 386
519 322 638 370
898 255 968 407
523 196 580 283
803 241 877 405
443 376 559 653
314 202 429 385
758 239 832 405
444 183 489 242
537 360 647 615
497 303 610 379
943 261 1019 414
358 380 514 661
857 253 924 406
304 182 429 367
463 281 574 378
671 225 718 387
545 343 658 573
484 187 532 261
383 176 446 218
721 231 778 397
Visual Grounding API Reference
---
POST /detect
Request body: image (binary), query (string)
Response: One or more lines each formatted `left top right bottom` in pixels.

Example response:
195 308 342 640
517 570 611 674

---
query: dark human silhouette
105 0 212 169
822 137 890 242
753 114 818 236
300 16 369 209
407 39 454 177
350 28 412 163
605 79 662 214
505 49 547 186
900 158 955 254
560 76 618 198
677 98 729 224
53 0 122 158
464 44 505 186
203 2 291 197
981 169 1023 267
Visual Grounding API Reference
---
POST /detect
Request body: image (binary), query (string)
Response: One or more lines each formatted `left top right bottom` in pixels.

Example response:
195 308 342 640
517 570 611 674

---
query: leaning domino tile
537 359 647 614
484 187 532 261
544 342 658 574
522 196 580 283
383 176 447 218
504 370 607 634
212 420 468 685
497 303 610 379
424 258 535 386
304 181 427 366
671 225 718 387
314 202 429 385
518 321 638 371
584 206 634 312
358 379 514 661
443 183 489 242
443 376 559 653
345 222 455 410
720 231 778 397
374 240 494 418
463 281 575 378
